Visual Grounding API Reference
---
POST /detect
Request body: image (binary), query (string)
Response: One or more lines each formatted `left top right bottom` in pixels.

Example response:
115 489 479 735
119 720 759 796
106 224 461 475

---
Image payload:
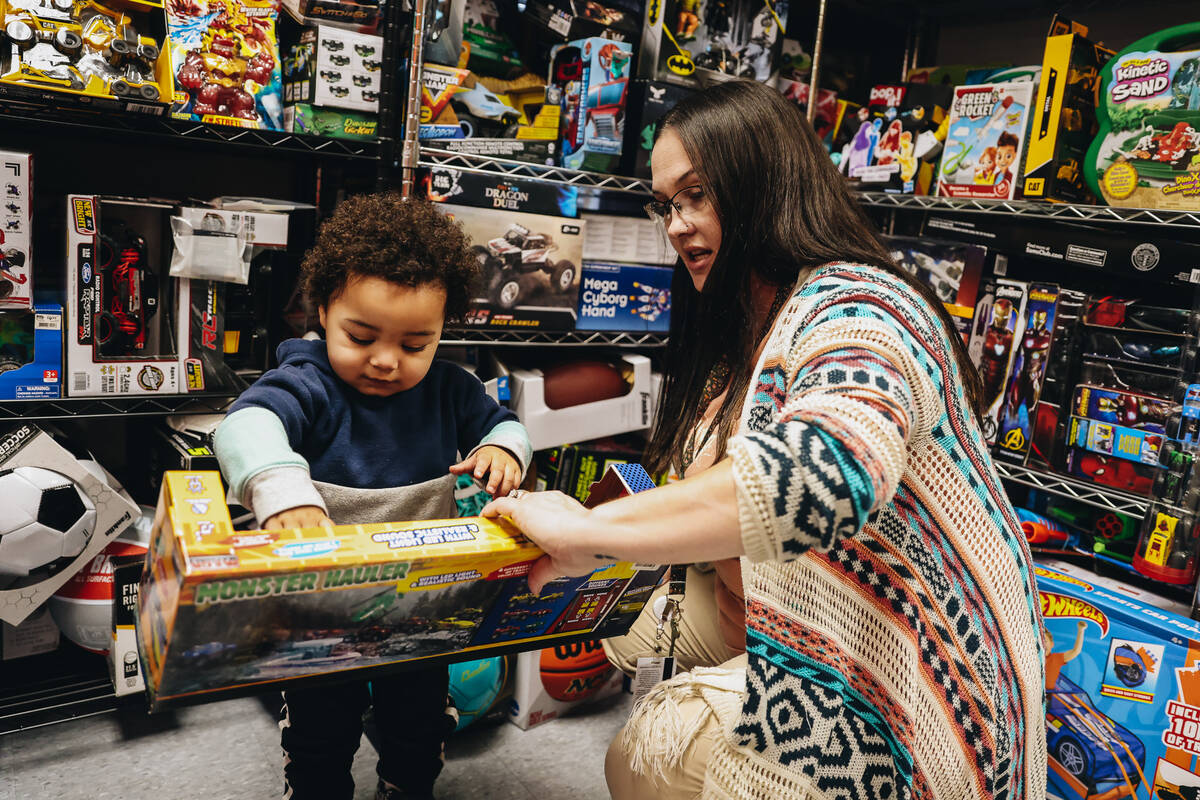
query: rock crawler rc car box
1036 559 1200 800
138 465 664 710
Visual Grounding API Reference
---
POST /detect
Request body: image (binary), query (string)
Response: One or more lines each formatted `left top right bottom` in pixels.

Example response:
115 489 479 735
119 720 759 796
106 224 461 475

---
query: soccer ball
448 656 507 731
0 466 97 589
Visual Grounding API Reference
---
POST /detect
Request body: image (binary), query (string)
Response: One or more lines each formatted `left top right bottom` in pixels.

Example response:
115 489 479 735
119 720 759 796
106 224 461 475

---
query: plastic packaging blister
169 214 249 284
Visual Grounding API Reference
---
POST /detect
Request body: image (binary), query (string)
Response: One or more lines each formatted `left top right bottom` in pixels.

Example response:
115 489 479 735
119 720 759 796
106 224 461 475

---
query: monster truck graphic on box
473 223 577 309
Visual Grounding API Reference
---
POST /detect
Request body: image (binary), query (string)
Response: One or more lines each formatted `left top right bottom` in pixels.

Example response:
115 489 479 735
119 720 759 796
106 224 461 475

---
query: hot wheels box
434 203 584 331
1035 559 1200 800
138 466 663 710
937 82 1034 200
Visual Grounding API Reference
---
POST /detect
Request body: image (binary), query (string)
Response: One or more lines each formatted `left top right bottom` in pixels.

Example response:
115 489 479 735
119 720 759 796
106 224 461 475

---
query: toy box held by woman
138 466 663 711
1036 559 1200 800
1087 24 1200 211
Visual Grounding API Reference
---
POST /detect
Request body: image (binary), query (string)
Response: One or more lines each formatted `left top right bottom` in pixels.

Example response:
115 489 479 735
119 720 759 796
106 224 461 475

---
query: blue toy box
551 37 632 173
0 304 62 400
576 262 671 333
1036 559 1200 800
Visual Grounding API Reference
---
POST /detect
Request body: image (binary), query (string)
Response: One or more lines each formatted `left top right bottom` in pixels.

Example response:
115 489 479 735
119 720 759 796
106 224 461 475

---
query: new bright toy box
1036 559 1200 800
138 464 663 710
1087 24 1200 211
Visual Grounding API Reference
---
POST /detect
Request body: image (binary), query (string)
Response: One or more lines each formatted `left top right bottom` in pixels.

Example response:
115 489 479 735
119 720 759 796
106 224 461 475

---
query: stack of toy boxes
1022 23 1114 202
1036 559 1200 800
284 25 382 140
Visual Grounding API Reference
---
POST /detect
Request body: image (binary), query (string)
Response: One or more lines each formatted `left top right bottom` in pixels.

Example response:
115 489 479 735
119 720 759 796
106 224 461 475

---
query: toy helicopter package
1087 24 1200 211
937 82 1034 199
138 464 664 710
1035 559 1200 800
166 0 284 130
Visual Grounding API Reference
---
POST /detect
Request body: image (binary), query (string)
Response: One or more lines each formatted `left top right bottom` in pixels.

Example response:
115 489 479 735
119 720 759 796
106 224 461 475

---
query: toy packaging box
425 168 578 218
1087 23 1200 211
462 0 522 78
0 423 139 627
1025 289 1086 473
284 103 377 140
0 304 62 400
283 25 381 114
534 434 649 500
621 79 694 178
137 466 664 710
880 234 985 330
576 262 671 333
937 82 1034 199
0 150 30 310
1023 30 1114 203
281 0 380 32
582 214 675 266
550 37 632 173
0 0 172 114
434 203 584 331
167 0 284 130
968 278 1029 445
1034 559 1200 800
509 639 624 729
521 0 639 46
636 0 786 88
65 195 182 396
109 554 145 696
841 83 953 194
997 283 1061 462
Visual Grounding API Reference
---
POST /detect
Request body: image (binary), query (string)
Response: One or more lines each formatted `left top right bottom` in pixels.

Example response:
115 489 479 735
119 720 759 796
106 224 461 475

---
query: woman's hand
450 446 521 496
482 491 614 594
262 505 334 530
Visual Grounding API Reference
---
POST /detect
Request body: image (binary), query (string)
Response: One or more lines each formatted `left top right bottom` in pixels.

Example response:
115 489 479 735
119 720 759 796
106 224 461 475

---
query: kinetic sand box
139 466 662 710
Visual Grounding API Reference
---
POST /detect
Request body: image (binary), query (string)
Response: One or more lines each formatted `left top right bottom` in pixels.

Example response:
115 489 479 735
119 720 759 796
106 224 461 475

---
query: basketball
448 656 507 731
538 639 614 702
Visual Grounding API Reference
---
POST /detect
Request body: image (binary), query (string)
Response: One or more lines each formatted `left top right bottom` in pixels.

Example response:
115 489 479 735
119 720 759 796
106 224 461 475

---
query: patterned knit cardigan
713 263 1046 799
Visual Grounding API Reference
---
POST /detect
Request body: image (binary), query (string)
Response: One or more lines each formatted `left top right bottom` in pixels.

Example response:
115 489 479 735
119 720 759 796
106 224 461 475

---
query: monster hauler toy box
0 423 139 627
0 0 172 113
138 465 664 710
1087 24 1200 211
1034 559 1200 800
637 0 785 88
434 203 584 331
0 150 30 311
937 82 1034 200
166 0 284 130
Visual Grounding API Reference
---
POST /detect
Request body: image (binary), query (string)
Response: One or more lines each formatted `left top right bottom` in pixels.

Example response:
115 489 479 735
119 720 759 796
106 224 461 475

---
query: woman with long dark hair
484 81 1045 800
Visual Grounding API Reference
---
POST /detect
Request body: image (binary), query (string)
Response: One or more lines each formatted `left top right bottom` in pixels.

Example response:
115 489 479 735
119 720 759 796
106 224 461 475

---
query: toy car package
997 283 1060 462
937 82 1034 199
968 278 1029 445
283 25 381 114
841 83 952 194
138 466 663 710
1087 24 1200 211
0 151 30 310
637 0 786 88
166 0 284 130
1035 558 1200 800
433 203 583 330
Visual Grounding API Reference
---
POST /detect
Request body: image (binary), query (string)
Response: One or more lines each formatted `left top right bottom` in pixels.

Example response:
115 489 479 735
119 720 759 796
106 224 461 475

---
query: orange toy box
138 465 661 710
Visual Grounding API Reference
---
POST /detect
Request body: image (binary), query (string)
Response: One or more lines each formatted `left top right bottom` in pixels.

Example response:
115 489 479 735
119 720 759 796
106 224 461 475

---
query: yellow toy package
138 465 662 710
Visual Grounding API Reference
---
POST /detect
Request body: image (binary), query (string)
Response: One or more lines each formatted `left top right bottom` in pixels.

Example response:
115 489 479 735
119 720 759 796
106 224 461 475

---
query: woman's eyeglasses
644 185 707 226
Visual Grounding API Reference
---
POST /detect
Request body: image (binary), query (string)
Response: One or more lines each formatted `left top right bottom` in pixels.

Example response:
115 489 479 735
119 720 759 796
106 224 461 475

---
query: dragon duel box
1037 559 1200 800
138 466 662 710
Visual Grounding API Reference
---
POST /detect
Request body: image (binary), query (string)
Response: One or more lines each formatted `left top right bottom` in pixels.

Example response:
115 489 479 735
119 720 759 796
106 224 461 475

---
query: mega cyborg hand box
139 466 663 710
1036 559 1200 800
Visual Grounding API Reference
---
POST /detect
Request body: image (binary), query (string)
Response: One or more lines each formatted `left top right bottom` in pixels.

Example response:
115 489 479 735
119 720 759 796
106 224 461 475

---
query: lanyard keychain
634 564 687 702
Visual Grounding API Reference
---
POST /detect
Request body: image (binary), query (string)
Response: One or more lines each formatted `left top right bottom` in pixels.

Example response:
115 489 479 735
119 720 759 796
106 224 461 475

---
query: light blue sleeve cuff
214 406 311 504
242 466 328 525
471 419 533 480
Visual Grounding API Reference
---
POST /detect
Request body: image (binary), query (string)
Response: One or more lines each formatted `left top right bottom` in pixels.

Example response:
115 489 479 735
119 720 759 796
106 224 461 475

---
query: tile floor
0 691 632 799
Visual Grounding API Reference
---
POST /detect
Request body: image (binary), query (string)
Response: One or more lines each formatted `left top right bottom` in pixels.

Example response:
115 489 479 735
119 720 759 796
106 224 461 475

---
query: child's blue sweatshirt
215 339 530 523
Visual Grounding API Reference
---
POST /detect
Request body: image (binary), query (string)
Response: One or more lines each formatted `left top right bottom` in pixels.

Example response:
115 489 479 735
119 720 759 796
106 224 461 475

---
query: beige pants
602 567 740 800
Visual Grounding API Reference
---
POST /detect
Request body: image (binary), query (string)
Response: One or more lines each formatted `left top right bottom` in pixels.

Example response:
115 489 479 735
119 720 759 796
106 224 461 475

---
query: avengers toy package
1087 24 1200 211
166 0 284 130
969 278 1029 445
139 466 663 710
937 82 1034 199
1036 559 1200 800
998 283 1060 462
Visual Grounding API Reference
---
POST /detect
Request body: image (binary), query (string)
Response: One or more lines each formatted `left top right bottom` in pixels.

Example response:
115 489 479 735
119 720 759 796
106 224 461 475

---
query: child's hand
263 506 334 530
450 446 521 496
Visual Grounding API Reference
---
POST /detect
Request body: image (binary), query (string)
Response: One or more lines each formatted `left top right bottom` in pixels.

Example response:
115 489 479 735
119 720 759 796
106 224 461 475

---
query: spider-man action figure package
64 195 181 396
1035 557 1200 800
166 0 284 130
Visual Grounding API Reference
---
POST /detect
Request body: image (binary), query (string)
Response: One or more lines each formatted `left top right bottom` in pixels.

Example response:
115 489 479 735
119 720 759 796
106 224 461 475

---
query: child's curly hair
301 193 478 320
